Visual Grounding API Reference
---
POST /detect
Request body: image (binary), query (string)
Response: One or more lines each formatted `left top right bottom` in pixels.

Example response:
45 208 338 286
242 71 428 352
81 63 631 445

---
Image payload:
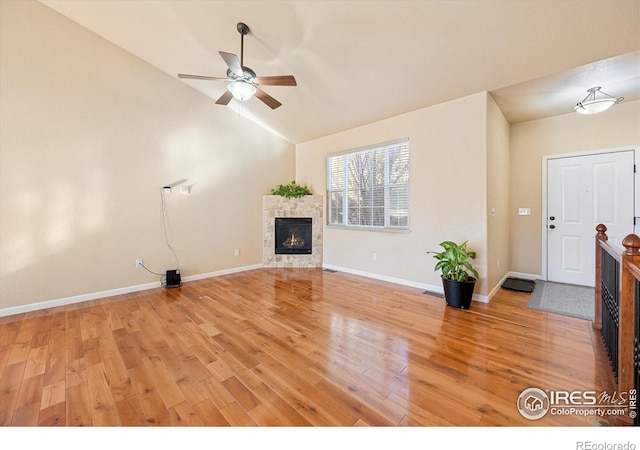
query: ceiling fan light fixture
574 87 623 115
178 22 295 109
227 80 256 101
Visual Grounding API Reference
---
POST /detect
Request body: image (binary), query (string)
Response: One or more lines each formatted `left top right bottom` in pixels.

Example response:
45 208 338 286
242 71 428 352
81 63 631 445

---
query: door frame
541 145 638 282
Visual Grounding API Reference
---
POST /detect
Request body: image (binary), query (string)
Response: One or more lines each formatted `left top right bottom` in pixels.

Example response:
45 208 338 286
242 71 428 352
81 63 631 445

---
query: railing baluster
594 223 607 331
596 225 620 381
620 234 640 398
594 225 640 423
634 278 640 426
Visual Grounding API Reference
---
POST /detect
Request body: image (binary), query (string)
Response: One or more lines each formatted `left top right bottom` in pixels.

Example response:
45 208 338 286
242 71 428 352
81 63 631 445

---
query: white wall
0 1 295 312
296 93 490 296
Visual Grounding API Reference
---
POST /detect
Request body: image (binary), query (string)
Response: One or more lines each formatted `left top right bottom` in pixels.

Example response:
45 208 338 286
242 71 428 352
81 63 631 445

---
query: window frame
326 138 410 232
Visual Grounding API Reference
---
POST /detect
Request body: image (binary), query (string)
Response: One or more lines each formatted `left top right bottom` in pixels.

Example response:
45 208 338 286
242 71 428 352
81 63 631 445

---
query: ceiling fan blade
215 90 233 105
219 51 244 77
254 75 297 86
178 74 227 81
255 88 282 109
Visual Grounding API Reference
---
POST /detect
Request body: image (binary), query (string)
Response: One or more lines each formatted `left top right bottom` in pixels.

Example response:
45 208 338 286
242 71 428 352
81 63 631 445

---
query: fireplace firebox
275 217 312 254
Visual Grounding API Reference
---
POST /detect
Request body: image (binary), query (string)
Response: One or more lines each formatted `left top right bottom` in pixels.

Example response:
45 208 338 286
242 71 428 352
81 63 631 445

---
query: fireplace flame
283 233 305 248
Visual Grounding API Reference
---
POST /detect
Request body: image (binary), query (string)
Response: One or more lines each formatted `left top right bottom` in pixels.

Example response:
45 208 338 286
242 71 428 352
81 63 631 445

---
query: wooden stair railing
594 224 640 412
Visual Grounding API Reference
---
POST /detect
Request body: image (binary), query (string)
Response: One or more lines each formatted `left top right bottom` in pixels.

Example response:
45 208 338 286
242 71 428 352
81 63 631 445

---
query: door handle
549 216 555 221
549 224 556 229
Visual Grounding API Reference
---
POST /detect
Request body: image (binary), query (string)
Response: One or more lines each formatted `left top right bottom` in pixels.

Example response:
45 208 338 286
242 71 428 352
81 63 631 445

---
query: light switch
518 208 531 216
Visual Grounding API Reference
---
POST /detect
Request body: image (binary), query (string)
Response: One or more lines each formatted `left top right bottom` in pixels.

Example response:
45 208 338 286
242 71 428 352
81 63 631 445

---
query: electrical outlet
234 249 240 256
136 259 143 268
372 253 377 261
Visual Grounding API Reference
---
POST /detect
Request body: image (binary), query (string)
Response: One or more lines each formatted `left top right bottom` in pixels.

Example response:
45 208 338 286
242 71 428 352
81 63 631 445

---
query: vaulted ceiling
40 1 640 144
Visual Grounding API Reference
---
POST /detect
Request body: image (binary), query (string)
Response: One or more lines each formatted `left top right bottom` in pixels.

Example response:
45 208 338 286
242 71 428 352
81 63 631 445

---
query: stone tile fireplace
263 195 323 267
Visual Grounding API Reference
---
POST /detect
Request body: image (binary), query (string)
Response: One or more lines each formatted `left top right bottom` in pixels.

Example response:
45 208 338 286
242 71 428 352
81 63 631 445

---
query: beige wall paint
486 94 511 292
0 2 295 310
510 100 640 276
296 93 490 296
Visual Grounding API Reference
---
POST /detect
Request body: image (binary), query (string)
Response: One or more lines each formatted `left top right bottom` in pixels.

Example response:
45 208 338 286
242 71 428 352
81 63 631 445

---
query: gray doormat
527 280 594 320
502 277 536 292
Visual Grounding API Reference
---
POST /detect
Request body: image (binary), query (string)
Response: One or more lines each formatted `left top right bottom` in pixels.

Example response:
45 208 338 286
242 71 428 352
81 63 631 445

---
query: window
327 138 409 230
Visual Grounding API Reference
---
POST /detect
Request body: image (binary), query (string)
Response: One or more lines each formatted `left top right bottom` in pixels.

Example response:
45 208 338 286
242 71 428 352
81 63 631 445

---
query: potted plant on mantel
428 240 479 310
270 180 312 198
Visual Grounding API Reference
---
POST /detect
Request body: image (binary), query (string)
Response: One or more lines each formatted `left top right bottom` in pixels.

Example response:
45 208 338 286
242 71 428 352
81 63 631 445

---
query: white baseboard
323 264 490 303
181 264 263 283
1 264 533 317
323 266 542 304
487 273 510 301
0 264 263 318
507 271 542 281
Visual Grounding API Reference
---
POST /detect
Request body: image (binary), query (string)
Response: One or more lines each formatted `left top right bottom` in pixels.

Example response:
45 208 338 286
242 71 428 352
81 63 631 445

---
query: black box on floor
501 277 535 292
165 269 182 288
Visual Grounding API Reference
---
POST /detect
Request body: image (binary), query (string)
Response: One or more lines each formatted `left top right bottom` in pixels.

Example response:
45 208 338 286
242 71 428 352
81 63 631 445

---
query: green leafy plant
428 240 479 282
270 180 312 199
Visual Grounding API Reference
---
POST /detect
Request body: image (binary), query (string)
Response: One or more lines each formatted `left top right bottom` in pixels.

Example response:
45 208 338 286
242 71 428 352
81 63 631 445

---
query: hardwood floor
0 268 621 427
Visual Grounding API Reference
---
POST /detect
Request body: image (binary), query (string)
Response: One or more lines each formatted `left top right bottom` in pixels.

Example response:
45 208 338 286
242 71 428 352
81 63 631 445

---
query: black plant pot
441 276 476 310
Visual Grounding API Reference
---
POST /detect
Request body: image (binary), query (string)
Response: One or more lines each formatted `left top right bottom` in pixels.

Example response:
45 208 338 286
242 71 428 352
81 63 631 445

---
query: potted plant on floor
428 240 479 310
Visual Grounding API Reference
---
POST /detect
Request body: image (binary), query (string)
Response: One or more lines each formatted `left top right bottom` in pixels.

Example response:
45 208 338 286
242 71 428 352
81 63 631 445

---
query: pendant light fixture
574 87 623 115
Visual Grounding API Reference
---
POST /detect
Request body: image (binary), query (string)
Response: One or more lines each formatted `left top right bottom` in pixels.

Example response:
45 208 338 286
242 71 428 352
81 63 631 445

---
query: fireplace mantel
263 195 323 268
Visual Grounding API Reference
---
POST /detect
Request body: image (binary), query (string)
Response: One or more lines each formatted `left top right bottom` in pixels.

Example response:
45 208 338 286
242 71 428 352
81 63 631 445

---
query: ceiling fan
178 22 296 109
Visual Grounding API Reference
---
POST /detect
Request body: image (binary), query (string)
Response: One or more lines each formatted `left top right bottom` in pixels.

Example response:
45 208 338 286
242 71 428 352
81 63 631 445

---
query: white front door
547 151 635 287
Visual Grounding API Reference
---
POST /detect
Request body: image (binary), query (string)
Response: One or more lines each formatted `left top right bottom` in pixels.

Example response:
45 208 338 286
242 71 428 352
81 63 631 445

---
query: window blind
327 138 409 230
